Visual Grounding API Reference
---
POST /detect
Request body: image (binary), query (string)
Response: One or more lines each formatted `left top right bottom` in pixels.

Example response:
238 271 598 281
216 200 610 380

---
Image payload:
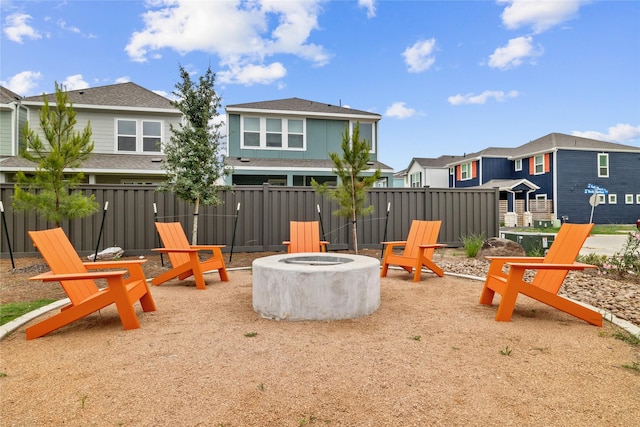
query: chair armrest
506 262 597 271
419 244 447 249
282 241 290 245
83 259 147 269
381 240 407 250
189 245 226 250
152 248 198 253
29 270 128 282
485 256 546 263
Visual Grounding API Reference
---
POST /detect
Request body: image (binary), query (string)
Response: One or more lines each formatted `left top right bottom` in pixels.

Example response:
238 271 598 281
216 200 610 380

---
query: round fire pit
252 253 380 321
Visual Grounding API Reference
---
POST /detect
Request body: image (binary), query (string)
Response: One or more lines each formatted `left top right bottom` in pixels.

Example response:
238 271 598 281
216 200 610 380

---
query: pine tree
13 83 98 227
312 122 382 253
160 65 228 244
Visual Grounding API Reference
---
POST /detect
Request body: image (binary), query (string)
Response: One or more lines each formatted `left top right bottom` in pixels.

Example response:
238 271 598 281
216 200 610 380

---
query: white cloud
0 71 42 95
498 0 584 34
125 0 329 86
448 90 519 106
57 19 80 34
60 74 90 91
3 13 41 43
384 102 416 119
115 76 131 84
402 38 437 73
572 124 640 144
488 36 542 69
218 62 287 86
358 0 376 19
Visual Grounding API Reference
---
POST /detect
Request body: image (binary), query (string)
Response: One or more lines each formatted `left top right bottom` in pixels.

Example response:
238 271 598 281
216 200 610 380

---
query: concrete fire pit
252 253 380 321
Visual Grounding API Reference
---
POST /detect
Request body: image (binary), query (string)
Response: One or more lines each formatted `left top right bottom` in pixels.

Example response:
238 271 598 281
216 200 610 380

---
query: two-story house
0 82 182 185
403 155 464 188
224 98 393 186
446 133 640 225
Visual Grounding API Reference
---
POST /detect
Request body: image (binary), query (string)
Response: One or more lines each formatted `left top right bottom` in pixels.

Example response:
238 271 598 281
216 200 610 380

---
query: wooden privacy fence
0 183 500 257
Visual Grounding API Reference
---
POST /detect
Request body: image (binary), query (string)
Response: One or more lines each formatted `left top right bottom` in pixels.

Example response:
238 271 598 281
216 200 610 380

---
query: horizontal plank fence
0 183 499 258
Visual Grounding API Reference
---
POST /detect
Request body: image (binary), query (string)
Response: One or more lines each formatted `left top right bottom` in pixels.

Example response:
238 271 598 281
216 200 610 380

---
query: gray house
0 83 182 185
224 97 393 186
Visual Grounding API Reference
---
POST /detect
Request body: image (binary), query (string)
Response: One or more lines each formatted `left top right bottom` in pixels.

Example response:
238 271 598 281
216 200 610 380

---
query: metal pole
0 201 15 269
153 203 164 266
229 202 240 262
317 204 327 242
93 201 109 262
381 202 391 259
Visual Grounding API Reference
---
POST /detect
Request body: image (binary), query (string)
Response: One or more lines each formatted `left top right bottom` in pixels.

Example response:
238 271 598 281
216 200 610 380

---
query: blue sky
2 0 639 171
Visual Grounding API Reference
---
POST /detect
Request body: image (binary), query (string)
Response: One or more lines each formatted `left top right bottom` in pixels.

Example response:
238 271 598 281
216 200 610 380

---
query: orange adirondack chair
152 222 229 290
26 228 156 340
380 220 446 282
479 223 602 326
283 221 329 253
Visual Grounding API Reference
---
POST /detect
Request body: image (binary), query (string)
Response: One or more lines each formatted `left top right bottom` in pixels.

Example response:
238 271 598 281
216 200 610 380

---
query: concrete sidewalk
579 234 629 257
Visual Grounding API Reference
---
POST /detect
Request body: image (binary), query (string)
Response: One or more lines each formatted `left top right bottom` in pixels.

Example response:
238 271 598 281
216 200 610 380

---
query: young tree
160 65 228 244
13 83 98 227
312 122 382 253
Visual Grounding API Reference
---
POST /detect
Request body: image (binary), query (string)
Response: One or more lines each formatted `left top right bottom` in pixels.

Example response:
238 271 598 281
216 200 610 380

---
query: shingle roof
226 97 381 118
413 155 464 168
0 153 167 173
21 82 175 110
0 86 21 104
226 157 393 171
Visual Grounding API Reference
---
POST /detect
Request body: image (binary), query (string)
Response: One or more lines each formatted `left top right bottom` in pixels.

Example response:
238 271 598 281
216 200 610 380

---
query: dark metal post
93 201 109 262
317 204 327 242
381 202 391 259
229 202 240 262
153 203 164 266
0 201 15 269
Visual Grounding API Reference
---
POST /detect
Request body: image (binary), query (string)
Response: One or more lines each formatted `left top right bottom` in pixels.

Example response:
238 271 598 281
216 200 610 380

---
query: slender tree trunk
352 213 358 254
191 197 200 245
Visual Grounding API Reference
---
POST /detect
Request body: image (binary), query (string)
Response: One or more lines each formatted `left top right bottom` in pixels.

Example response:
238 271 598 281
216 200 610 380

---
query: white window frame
350 121 376 154
625 194 634 204
115 118 163 153
597 153 609 178
637 194 640 204
597 193 606 204
410 172 421 188
240 116 306 150
608 194 617 204
460 163 472 180
533 155 544 175
514 159 522 171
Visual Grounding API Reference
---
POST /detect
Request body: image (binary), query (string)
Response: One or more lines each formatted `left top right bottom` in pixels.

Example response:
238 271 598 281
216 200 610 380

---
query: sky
1 0 639 171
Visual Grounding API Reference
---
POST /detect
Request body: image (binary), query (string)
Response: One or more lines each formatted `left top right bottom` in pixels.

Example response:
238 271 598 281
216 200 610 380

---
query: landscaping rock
87 246 124 261
477 237 526 259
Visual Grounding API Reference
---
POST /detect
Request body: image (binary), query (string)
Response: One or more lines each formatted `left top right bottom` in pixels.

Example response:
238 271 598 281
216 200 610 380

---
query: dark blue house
446 133 640 225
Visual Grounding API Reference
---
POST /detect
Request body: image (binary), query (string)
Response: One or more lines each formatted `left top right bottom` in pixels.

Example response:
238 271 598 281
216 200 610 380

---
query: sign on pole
585 183 608 223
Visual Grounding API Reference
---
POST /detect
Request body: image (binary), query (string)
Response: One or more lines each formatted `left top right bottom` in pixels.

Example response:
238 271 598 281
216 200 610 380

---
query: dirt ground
1 250 639 426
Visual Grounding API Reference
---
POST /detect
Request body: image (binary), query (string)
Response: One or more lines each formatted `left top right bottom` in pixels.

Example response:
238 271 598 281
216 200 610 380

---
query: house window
598 153 609 177
514 159 522 171
350 121 375 152
410 172 421 188
597 194 606 204
533 194 548 212
449 167 454 175
637 194 640 204
460 163 471 180
625 194 634 204
534 155 544 174
116 119 162 152
241 116 305 150
608 194 617 204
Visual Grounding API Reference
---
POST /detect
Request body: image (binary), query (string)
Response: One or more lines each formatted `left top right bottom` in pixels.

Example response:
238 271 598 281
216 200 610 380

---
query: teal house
224 98 393 186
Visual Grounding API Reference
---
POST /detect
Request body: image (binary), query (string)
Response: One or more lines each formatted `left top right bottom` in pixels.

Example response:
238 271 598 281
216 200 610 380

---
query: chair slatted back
403 220 442 259
155 222 191 268
290 221 322 253
29 228 99 305
534 223 593 293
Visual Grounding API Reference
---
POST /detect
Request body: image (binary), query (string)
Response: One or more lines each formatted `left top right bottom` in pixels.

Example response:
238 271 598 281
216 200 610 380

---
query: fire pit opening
280 256 354 266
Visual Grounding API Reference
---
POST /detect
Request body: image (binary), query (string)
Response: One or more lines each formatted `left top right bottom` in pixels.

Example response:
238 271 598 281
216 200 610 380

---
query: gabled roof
0 86 21 104
476 179 540 192
226 97 381 119
0 153 167 174
21 82 176 110
411 155 465 169
509 132 640 157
